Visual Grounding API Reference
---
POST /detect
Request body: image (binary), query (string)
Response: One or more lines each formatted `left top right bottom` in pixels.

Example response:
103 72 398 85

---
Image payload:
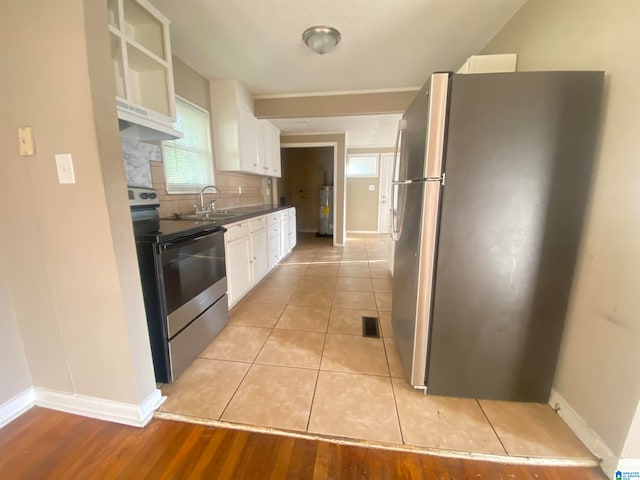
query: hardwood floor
0 408 607 479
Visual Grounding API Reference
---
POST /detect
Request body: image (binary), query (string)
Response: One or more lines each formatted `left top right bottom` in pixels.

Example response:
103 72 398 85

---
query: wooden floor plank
284 436 317 480
0 408 607 480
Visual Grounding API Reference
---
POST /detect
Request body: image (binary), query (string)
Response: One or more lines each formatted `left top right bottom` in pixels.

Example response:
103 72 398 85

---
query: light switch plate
368 184 375 191
18 127 35 156
55 154 76 184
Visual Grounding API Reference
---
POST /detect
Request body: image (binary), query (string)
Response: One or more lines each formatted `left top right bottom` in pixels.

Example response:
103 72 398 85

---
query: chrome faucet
199 185 222 213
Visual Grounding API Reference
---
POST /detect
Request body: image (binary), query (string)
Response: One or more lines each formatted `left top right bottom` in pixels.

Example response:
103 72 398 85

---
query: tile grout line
303 246 327 433
372 254 405 444
217 262 291 422
476 398 509 455
217 355 254 422
305 328 328 434
389 376 407 446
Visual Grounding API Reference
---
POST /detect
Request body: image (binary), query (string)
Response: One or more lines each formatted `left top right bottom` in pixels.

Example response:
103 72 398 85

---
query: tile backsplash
121 138 271 217
121 138 161 188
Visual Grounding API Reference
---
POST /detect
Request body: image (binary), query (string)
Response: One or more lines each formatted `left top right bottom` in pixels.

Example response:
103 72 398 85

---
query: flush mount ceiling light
302 25 341 55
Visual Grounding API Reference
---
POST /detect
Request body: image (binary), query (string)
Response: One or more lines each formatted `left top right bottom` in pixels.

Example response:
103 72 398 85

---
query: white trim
253 86 421 100
0 387 35 428
33 387 165 428
281 141 340 246
1 387 165 430
549 388 616 477
175 94 209 115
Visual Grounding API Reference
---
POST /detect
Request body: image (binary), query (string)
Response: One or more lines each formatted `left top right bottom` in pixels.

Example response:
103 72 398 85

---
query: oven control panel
128 186 160 208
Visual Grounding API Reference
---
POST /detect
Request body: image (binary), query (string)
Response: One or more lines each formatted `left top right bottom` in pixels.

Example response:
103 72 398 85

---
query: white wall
0 265 31 406
0 0 158 421
482 0 640 471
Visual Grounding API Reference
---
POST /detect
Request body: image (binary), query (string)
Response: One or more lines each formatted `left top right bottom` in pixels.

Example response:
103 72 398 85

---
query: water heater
318 186 333 237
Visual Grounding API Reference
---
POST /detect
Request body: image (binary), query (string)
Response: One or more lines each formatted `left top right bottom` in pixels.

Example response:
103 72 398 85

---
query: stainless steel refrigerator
391 71 603 402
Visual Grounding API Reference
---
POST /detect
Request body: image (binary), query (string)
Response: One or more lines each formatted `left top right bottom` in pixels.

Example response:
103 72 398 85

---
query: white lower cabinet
249 217 269 283
280 207 297 257
225 207 297 307
267 213 281 268
288 210 297 252
224 222 252 306
280 210 290 258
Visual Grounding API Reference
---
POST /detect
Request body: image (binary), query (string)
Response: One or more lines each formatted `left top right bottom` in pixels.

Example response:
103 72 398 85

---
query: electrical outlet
238 185 242 194
55 153 76 184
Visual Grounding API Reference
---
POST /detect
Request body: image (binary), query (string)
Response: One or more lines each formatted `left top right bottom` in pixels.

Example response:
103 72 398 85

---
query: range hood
117 100 182 141
118 118 182 141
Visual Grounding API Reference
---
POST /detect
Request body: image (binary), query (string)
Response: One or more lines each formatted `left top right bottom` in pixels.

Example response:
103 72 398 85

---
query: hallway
158 233 596 465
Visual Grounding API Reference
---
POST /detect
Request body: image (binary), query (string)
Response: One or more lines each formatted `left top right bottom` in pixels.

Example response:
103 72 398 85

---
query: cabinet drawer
269 237 280 252
280 210 290 220
225 221 250 242
268 223 280 239
267 213 280 226
269 250 280 267
249 217 266 232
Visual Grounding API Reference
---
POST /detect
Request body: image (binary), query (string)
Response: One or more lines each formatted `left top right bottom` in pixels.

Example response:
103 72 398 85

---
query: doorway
378 153 395 234
278 145 336 241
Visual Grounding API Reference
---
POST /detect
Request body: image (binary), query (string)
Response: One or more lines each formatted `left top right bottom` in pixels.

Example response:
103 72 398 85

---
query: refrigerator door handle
391 119 407 240
391 183 399 240
392 119 407 183
393 177 442 186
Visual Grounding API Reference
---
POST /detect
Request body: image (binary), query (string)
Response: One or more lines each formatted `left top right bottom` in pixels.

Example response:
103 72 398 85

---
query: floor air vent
362 316 380 338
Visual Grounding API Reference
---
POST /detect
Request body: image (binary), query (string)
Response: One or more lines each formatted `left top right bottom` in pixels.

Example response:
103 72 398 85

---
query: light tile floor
159 233 594 461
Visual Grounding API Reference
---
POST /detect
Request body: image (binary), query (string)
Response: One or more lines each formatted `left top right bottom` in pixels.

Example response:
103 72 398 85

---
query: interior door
378 153 394 234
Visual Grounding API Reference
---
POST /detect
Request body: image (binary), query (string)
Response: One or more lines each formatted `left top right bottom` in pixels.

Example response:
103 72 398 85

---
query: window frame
346 153 379 178
161 95 215 194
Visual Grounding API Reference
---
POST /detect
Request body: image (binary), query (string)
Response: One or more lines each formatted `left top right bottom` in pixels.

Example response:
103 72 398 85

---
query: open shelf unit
107 0 176 133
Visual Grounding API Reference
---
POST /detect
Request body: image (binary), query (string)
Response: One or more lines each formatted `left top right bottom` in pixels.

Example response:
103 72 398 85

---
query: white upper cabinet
211 79 281 177
258 120 282 178
237 105 260 173
107 0 181 139
211 79 257 174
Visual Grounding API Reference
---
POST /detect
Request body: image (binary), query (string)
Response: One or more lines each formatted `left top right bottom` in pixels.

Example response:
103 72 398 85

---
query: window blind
162 97 214 193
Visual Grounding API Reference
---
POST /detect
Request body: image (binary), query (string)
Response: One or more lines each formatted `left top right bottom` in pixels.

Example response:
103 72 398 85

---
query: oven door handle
160 227 226 251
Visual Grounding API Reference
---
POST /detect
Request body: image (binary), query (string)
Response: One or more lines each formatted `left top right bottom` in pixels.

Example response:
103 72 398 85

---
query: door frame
279 142 339 246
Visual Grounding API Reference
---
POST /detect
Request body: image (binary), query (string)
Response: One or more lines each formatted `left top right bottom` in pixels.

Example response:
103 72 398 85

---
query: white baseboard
0 386 164 429
0 387 35 428
34 387 164 427
549 389 618 477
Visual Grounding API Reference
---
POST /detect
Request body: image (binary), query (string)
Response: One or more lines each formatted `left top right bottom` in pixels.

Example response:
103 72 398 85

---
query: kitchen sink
171 211 238 221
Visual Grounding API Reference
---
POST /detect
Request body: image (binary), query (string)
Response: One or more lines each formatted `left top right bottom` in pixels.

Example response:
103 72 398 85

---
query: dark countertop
205 204 293 224
161 204 293 225
137 204 294 243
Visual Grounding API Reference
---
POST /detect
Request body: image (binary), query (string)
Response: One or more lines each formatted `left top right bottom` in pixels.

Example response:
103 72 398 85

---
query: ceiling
271 114 402 148
150 0 527 146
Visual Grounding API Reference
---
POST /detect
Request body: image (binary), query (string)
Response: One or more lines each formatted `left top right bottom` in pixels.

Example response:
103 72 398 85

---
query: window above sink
161 97 215 194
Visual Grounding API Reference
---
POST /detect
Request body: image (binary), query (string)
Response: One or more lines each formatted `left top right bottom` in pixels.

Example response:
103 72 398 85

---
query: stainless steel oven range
129 186 228 383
